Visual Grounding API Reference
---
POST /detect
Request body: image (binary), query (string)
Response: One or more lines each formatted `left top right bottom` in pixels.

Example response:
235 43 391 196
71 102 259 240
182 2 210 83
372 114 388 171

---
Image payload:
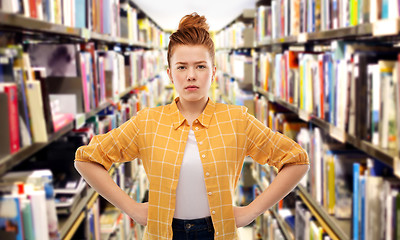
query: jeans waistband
172 216 214 232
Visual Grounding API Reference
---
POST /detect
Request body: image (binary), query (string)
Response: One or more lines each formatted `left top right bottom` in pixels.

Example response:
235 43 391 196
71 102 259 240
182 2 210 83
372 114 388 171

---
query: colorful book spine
0 83 20 153
353 162 360 240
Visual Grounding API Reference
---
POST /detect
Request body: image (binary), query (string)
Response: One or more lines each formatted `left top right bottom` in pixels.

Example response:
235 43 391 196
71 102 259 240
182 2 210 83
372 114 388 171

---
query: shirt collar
170 97 216 130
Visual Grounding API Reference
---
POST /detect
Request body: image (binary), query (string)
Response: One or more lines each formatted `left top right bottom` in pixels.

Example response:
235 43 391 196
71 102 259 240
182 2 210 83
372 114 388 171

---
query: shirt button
195 127 199 131
208 192 212 195
202 154 206 158
216 232 219 235
212 211 215 214
199 141 203 145
205 172 210 176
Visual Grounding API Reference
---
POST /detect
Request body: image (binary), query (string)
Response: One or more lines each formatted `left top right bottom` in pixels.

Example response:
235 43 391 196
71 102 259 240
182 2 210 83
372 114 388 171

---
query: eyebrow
175 61 207 65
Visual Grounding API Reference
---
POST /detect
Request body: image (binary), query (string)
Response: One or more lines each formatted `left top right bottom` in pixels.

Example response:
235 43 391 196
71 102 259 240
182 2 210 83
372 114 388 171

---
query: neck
177 97 208 125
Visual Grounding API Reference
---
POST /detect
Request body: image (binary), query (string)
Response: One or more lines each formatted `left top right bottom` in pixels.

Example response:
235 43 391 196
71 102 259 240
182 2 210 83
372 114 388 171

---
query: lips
185 85 199 90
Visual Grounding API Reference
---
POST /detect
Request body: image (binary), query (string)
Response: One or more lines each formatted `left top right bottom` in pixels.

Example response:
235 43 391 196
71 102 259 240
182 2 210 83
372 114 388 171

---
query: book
26 80 48 142
334 151 366 219
75 0 86 28
378 60 396 149
0 196 24 240
0 83 20 154
13 68 32 148
33 68 55 134
295 201 312 240
80 42 99 108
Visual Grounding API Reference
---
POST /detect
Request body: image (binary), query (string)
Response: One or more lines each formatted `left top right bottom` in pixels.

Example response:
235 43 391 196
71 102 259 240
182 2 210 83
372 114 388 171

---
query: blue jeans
172 216 215 240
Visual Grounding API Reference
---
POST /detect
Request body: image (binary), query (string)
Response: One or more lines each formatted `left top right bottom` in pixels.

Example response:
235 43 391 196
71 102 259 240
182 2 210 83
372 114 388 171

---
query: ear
167 68 173 84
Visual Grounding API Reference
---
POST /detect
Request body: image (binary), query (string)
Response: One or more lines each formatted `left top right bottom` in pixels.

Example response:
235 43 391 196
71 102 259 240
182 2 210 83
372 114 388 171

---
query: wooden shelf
0 11 80 37
297 185 351 240
0 101 115 177
58 188 97 239
0 11 152 47
255 22 387 47
59 165 118 239
270 209 294 240
0 121 73 177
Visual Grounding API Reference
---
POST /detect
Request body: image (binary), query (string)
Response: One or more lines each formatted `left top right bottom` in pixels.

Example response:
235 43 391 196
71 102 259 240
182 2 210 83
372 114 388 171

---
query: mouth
185 85 199 90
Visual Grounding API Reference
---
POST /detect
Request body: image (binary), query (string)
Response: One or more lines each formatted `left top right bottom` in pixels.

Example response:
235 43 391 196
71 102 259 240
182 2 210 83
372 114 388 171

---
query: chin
181 95 207 102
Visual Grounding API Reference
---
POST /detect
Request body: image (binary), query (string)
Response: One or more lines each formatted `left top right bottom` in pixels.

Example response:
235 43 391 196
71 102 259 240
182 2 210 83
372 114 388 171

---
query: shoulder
133 104 175 124
136 105 170 117
214 102 248 119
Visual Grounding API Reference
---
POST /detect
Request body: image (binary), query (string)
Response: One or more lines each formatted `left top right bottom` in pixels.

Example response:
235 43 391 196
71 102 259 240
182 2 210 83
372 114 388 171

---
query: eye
177 66 186 70
197 65 206 69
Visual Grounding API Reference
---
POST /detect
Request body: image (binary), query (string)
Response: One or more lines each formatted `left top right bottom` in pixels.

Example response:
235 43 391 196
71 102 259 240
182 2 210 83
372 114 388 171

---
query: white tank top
174 130 211 219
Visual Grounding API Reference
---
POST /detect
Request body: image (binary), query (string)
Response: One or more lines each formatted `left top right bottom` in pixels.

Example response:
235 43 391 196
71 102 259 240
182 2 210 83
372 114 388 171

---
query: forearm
74 161 138 216
249 164 309 216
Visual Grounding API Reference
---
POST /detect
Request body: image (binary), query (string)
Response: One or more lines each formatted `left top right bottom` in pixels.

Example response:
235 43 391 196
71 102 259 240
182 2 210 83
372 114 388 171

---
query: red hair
167 13 215 67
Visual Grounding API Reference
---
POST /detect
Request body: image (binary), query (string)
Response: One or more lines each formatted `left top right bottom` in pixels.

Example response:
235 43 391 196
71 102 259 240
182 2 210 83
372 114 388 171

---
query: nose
187 66 196 81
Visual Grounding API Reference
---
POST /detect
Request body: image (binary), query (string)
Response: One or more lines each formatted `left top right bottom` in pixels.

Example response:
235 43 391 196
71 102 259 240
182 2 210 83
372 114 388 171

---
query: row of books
352 159 400 240
295 201 331 240
0 88 149 239
0 0 166 46
216 50 254 84
253 41 400 152
99 162 148 240
215 71 254 108
255 0 400 42
215 22 255 49
0 42 164 158
253 94 400 239
252 151 332 240
297 125 400 240
0 170 60 240
80 90 149 240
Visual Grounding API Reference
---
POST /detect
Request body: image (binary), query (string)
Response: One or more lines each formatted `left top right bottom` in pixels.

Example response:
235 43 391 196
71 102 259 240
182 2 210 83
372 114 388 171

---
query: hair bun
178 12 209 31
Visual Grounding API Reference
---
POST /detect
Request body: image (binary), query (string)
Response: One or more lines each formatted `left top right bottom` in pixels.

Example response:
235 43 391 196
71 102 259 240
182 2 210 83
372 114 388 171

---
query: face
167 45 216 104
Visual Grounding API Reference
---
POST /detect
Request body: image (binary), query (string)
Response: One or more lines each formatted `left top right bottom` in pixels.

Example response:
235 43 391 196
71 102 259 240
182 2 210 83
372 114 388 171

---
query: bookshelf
0 10 161 48
59 188 98 239
220 1 400 239
255 20 400 48
297 185 350 240
254 175 294 240
255 87 399 169
0 122 73 177
254 87 400 239
0 99 116 178
0 1 166 240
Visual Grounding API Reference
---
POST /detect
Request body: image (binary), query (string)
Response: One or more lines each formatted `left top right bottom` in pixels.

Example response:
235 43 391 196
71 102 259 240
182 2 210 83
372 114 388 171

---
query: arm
234 164 309 227
74 161 148 225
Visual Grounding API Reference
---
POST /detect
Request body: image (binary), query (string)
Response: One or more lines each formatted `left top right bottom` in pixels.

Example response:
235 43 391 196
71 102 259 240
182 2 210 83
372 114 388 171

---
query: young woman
75 13 309 240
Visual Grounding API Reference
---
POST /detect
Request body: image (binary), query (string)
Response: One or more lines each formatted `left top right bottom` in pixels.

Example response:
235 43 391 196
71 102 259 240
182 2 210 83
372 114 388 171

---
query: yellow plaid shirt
75 97 309 239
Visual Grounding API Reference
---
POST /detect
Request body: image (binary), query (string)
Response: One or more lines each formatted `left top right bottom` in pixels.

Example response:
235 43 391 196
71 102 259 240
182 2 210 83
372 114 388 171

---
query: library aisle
1 0 400 240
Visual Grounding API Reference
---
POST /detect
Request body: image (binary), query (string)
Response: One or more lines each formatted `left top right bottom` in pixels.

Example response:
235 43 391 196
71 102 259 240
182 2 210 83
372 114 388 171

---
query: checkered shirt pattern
75 97 309 239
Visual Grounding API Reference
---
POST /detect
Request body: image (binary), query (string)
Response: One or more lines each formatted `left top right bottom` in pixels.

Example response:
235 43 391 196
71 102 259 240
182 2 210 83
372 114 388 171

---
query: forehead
170 45 211 64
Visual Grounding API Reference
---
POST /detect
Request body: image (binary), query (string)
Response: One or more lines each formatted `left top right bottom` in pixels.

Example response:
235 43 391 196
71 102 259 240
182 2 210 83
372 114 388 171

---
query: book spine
353 163 360 240
0 84 20 153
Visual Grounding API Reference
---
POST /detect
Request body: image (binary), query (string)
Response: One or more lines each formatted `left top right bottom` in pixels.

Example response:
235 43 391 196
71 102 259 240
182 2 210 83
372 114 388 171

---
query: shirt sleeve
74 108 145 171
244 107 309 172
